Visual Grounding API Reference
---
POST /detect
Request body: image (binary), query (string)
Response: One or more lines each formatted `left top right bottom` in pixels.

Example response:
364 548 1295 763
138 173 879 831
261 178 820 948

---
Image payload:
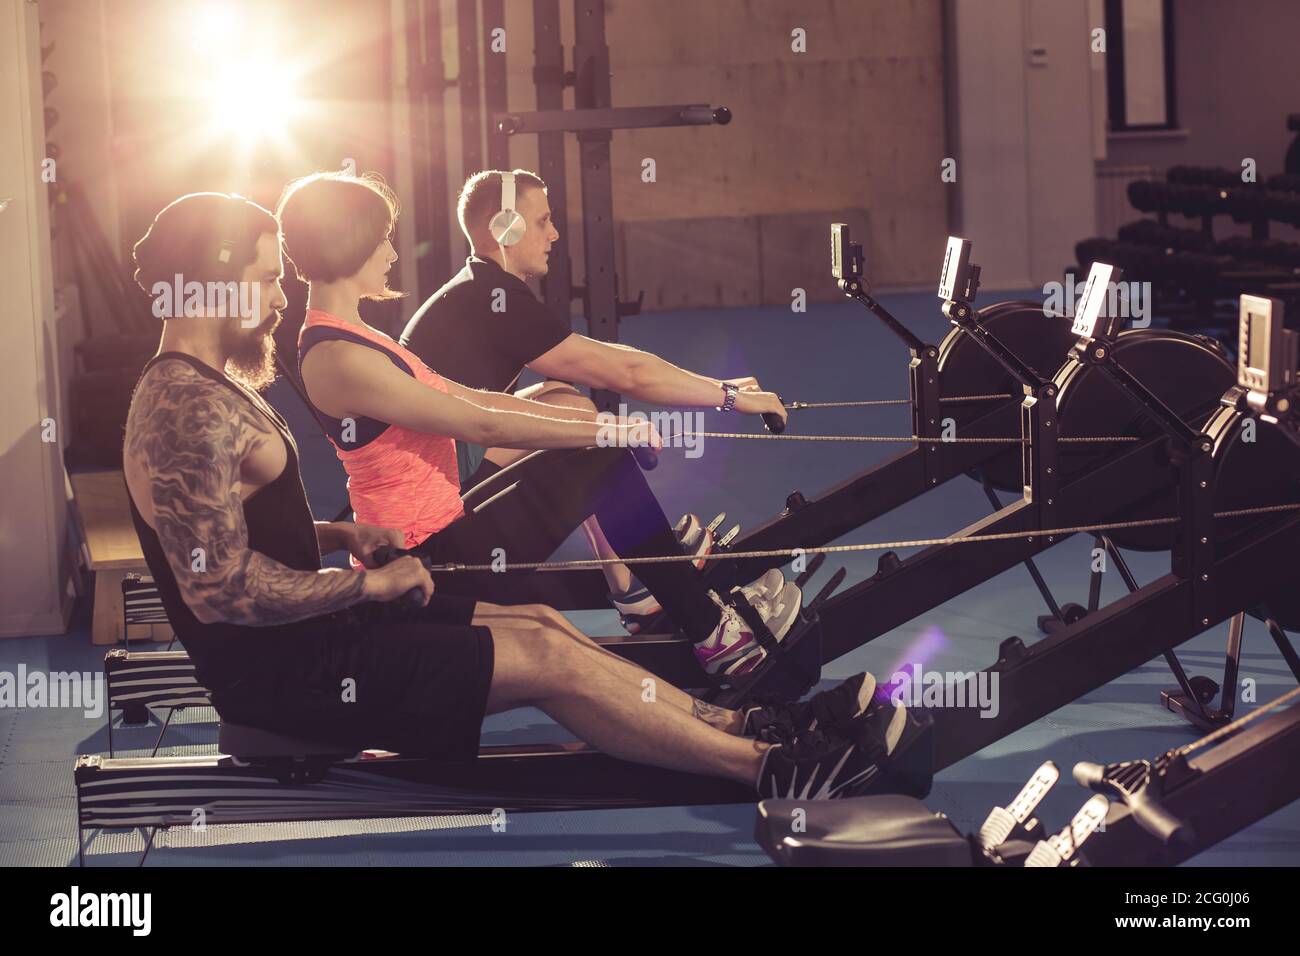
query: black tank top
126 352 324 688
297 324 415 447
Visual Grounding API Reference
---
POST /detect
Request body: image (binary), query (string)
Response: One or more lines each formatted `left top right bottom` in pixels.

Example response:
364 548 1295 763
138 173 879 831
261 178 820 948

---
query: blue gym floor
3 289 1298 866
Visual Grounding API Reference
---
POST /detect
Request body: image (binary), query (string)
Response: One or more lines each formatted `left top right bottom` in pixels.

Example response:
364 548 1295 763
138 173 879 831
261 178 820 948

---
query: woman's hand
343 523 407 568
621 418 664 453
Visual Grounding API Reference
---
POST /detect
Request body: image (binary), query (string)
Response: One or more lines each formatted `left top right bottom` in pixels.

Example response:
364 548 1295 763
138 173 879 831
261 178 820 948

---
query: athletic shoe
612 513 718 633
611 584 660 634
756 710 903 800
739 568 785 605
741 671 878 741
674 512 717 570
693 581 803 676
862 697 910 755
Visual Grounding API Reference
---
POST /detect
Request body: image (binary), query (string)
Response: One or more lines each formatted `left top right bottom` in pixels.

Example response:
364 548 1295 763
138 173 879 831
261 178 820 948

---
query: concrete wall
34 0 947 316
0 0 73 637
499 0 950 307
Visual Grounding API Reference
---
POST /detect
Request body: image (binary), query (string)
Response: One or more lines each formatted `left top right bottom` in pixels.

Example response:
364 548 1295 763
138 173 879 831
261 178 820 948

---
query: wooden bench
69 470 173 646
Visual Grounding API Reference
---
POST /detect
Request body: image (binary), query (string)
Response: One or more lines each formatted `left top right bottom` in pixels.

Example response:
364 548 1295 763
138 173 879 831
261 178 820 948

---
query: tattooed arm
127 360 369 626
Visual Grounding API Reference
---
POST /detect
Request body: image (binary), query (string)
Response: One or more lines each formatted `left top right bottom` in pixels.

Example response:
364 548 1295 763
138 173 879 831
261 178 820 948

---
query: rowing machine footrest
729 593 778 652
756 794 973 867
708 613 824 709
755 616 824 703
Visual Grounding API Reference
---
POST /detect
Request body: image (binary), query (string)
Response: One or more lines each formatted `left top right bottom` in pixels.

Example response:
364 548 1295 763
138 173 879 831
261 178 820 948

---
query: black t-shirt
399 256 573 392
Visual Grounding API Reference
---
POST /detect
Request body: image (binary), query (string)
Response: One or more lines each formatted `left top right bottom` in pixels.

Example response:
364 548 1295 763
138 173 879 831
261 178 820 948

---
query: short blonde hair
277 171 399 284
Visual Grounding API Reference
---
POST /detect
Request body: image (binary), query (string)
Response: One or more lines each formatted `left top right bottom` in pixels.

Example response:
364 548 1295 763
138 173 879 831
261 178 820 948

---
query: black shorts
209 594 494 761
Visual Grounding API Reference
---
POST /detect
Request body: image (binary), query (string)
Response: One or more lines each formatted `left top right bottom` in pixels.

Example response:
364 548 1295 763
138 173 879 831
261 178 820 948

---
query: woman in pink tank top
279 173 658 553
298 309 464 548
278 171 798 678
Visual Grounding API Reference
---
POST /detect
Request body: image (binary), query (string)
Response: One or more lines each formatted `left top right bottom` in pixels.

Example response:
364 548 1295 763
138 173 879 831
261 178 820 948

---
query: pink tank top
299 310 464 551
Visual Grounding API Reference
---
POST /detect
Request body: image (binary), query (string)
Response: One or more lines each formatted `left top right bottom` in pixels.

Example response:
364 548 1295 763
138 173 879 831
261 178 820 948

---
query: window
1104 0 1178 132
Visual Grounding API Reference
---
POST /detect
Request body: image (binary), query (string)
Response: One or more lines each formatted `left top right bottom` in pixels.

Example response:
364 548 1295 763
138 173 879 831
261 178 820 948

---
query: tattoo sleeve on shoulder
126 360 364 626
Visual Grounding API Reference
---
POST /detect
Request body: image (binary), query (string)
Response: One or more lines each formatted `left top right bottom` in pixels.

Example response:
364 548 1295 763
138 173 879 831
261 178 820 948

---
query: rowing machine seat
218 721 354 758
755 794 974 867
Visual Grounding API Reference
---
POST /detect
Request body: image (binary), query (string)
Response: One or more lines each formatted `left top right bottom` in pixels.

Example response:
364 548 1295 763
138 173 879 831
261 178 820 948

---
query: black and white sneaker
741 672 879 742
756 713 899 800
860 696 910 756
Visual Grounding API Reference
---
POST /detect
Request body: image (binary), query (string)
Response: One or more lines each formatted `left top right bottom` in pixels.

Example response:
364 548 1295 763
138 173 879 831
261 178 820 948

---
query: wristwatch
717 382 739 413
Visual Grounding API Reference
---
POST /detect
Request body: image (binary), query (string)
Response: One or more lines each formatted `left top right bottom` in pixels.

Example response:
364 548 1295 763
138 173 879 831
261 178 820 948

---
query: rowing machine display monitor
830 222 863 284
830 222 925 353
1071 261 1123 342
1238 295 1295 400
937 236 980 311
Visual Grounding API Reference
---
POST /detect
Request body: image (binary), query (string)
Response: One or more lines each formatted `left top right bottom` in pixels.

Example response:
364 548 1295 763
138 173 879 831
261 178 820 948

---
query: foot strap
728 590 779 653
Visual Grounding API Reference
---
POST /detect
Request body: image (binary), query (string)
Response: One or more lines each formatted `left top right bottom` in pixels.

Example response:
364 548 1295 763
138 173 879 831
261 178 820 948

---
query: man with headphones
402 168 787 486
400 168 790 631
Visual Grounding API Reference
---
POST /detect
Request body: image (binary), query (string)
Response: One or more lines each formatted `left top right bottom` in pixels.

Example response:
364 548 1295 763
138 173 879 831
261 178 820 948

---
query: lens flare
207 57 303 143
878 625 948 702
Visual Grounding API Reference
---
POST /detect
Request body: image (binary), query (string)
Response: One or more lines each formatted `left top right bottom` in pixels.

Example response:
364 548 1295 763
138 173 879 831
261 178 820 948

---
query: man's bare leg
471 602 744 734
481 381 633 595
484 621 766 785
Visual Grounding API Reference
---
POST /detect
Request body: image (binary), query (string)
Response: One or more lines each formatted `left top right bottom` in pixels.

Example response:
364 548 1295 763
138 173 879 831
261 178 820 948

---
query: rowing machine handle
1127 792 1190 846
631 444 658 470
763 396 787 435
372 544 430 609
1073 761 1190 846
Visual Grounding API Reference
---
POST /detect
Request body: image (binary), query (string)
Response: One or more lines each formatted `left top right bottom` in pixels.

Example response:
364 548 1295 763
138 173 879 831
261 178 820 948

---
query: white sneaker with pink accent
693 581 803 677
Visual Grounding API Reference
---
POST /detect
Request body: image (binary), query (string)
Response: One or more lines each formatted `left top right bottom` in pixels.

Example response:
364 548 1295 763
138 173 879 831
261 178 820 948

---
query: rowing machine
920 287 1300 767
104 240 1242 728
73 695 937 866
757 688 1300 867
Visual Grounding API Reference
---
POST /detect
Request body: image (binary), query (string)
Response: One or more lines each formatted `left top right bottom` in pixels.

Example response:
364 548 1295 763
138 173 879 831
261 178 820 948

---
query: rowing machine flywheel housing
941 309 1234 551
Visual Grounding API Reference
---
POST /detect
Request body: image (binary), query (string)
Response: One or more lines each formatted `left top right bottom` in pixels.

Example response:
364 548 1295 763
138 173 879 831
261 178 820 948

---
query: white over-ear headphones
489 171 526 247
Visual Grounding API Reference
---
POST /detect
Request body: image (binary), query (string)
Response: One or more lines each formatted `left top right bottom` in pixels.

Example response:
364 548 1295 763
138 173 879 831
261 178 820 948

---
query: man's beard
224 312 281 391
